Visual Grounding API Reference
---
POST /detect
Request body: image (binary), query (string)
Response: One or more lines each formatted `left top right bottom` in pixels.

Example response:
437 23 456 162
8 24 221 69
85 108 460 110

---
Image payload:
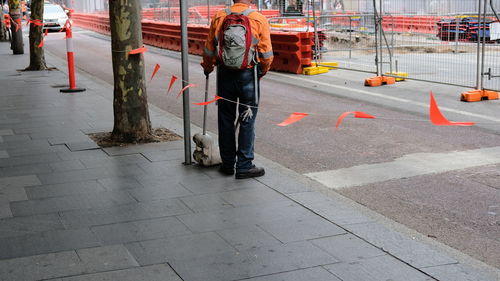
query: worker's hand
203 68 212 78
257 64 265 79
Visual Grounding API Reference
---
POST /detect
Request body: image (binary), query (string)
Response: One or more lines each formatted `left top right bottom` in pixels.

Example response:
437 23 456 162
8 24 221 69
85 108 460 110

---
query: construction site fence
71 13 313 74
314 9 500 92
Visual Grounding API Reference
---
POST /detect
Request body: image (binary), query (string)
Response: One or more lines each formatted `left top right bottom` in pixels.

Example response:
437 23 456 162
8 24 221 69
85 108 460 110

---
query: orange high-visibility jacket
201 3 274 74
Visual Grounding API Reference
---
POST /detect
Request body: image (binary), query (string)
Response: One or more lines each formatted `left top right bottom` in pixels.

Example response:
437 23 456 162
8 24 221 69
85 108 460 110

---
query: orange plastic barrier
72 13 312 74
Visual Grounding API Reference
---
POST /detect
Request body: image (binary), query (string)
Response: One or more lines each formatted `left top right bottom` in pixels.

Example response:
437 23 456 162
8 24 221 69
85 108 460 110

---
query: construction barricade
72 13 314 74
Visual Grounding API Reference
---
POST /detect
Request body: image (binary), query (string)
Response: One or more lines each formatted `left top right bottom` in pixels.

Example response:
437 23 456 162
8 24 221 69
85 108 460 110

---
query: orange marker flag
44 28 48 36
38 40 44 48
15 18 21 32
129 47 148 55
335 111 376 128
167 75 178 95
429 92 475 126
277 112 309 126
194 96 222 106
177 84 196 98
150 64 160 81
28 19 43 26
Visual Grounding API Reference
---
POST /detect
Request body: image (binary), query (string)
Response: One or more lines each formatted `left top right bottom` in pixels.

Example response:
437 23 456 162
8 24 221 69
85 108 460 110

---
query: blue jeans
217 66 259 172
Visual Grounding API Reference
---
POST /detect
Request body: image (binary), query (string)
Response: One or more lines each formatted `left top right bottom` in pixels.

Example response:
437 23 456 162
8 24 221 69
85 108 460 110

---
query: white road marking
305 146 500 189
271 72 500 123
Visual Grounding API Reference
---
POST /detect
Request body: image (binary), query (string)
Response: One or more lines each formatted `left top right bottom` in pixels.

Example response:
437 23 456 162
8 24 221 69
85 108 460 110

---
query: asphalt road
43 28 500 269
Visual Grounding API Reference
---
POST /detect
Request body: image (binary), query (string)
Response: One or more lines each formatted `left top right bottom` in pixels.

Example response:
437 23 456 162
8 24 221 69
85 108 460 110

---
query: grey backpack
217 8 256 69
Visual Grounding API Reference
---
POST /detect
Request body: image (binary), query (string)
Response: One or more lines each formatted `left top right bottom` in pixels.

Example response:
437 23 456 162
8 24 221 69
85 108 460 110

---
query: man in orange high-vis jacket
201 0 273 179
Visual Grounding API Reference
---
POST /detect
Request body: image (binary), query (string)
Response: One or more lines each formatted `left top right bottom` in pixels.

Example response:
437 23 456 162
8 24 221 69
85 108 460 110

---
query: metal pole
455 17 459 53
373 0 380 76
207 0 210 25
480 0 487 90
312 0 320 65
349 16 352 59
379 0 383 75
476 0 482 89
180 0 192 165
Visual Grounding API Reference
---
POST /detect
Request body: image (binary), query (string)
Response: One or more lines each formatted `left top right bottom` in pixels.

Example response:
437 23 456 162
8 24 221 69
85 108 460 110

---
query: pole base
60 88 86 93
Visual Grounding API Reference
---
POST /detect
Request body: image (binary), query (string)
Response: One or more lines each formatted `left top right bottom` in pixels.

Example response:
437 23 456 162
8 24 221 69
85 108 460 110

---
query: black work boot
235 165 265 179
219 164 235 176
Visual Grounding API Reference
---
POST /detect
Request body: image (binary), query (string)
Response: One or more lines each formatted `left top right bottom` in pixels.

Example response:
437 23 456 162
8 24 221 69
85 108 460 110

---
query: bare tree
8 0 24 54
109 0 153 142
25 0 47 70
0 7 7 41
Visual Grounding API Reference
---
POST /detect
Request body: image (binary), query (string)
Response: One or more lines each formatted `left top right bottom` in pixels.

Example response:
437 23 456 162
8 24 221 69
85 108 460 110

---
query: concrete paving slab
289 192 374 226
52 264 182 281
48 159 86 172
0 228 101 259
169 241 338 281
177 201 315 233
0 129 14 136
0 250 84 281
76 245 140 272
0 150 8 158
10 190 136 216
127 183 193 202
258 216 346 243
218 186 288 207
0 163 53 177
103 141 185 156
97 176 144 191
346 222 457 269
36 165 145 185
59 199 192 229
0 134 31 143
80 154 151 169
0 213 64 239
25 180 106 199
216 225 282 251
125 232 235 265
240 267 342 281
422 263 500 281
324 255 435 281
65 141 100 152
141 149 184 162
180 177 268 195
310 234 386 262
91 216 192 244
179 193 233 212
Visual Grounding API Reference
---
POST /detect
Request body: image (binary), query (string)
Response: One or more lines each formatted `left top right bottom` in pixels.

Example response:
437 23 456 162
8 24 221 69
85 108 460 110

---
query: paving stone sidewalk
0 42 498 281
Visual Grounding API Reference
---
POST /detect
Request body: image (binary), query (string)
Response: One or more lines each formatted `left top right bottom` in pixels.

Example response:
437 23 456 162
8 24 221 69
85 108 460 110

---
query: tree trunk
25 0 47 70
0 9 7 41
109 0 152 142
8 0 23 54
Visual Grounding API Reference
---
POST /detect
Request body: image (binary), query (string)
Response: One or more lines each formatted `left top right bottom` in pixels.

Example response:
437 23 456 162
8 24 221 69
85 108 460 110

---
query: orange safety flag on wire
194 96 222 106
335 111 376 128
38 39 44 48
128 47 148 55
177 84 196 98
150 64 160 81
44 29 48 36
277 112 309 126
14 18 21 32
167 75 178 95
429 92 475 126
28 19 43 26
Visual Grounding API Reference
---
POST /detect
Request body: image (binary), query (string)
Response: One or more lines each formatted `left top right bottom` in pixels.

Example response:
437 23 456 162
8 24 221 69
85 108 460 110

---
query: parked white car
43 4 68 31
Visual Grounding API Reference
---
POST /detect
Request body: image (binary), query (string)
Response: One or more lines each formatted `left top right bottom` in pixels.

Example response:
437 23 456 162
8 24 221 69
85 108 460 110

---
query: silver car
43 4 68 31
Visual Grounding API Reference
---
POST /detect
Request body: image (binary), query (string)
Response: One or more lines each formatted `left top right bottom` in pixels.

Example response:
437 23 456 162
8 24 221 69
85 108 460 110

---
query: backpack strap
224 8 255 16
241 8 255 16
